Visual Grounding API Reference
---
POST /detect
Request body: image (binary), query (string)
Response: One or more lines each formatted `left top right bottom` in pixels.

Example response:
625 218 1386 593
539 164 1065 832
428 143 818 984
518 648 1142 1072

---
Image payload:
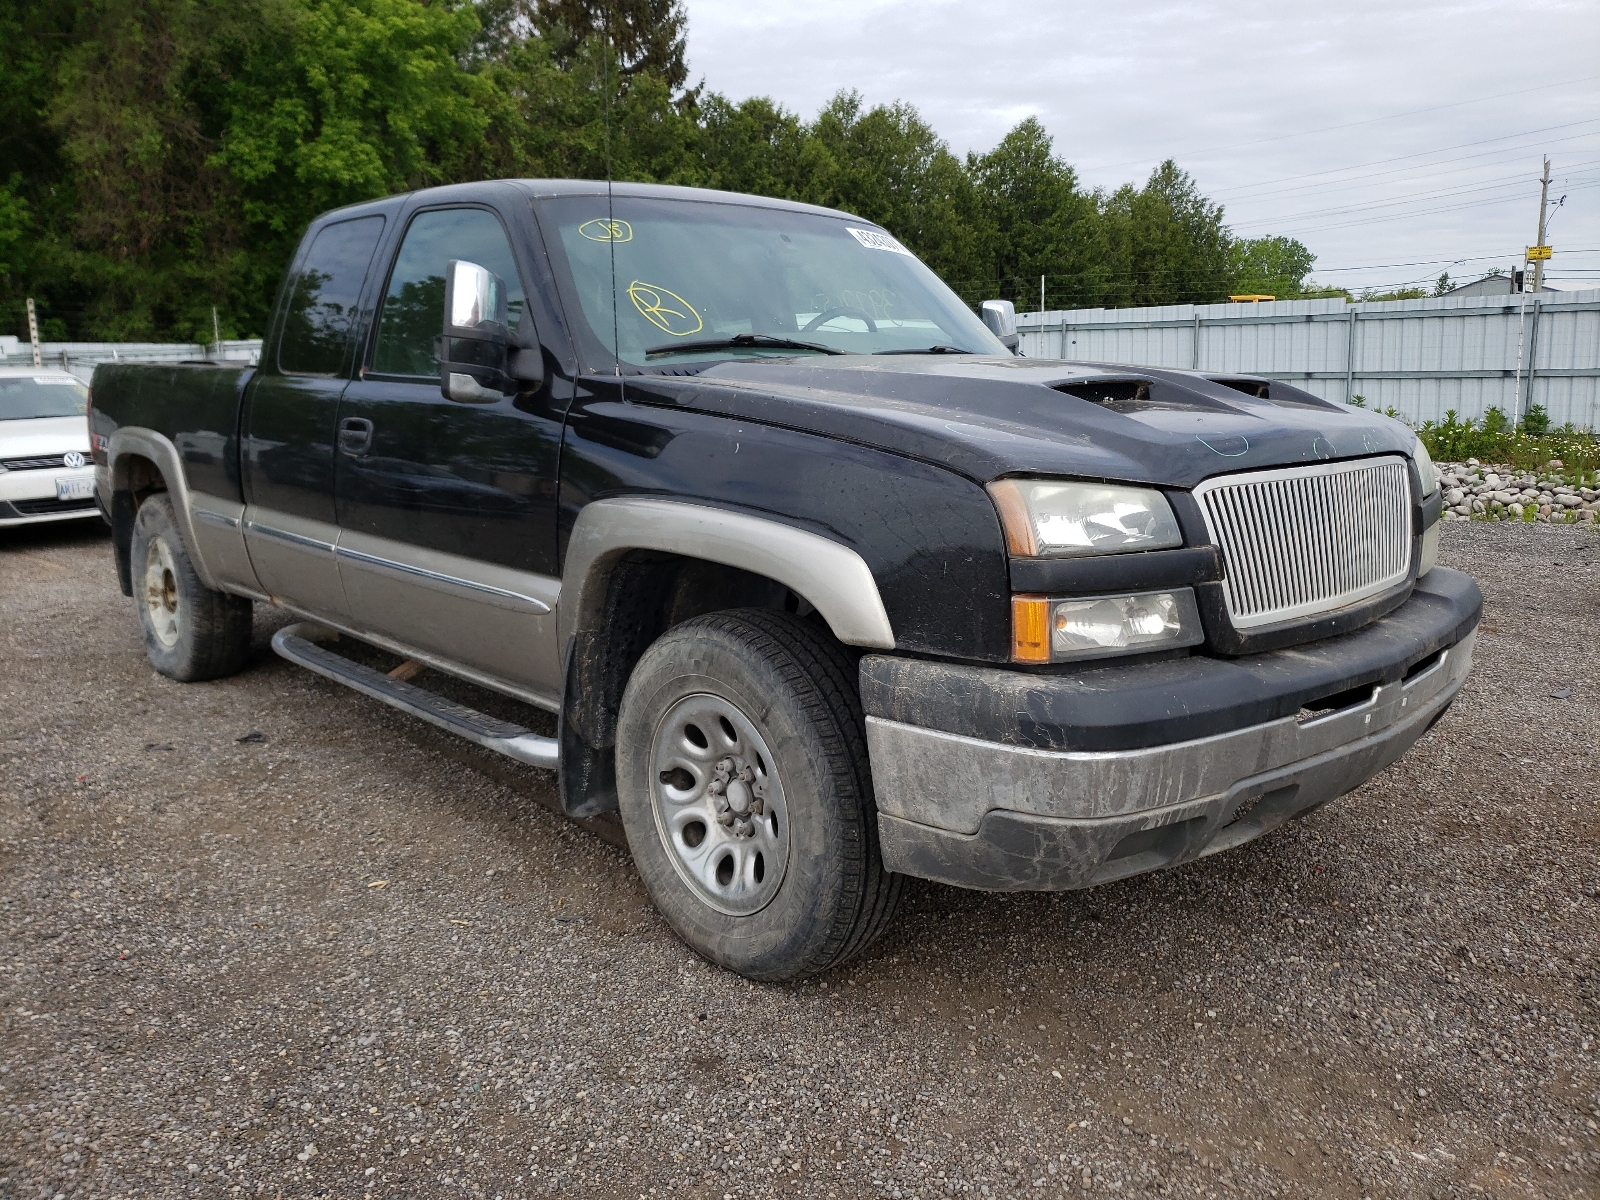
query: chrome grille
2 454 79 471
1194 456 1413 629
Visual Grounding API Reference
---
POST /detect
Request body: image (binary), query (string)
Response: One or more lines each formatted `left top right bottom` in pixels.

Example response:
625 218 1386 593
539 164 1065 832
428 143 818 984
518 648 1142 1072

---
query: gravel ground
2 519 1597 1200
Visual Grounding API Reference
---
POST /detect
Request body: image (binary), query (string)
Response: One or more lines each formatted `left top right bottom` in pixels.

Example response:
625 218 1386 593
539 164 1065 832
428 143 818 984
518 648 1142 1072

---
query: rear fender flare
108 427 220 590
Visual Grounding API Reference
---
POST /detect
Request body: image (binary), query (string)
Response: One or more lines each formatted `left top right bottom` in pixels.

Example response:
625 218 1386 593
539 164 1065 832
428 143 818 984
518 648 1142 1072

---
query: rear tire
131 493 253 682
616 609 902 981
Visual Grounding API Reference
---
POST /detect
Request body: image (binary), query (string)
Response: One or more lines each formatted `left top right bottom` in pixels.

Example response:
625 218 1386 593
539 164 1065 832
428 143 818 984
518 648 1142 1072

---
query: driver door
334 202 565 705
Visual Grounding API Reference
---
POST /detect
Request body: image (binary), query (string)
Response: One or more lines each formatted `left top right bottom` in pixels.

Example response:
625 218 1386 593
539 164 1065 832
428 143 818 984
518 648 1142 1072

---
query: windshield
538 195 1006 368
0 375 88 420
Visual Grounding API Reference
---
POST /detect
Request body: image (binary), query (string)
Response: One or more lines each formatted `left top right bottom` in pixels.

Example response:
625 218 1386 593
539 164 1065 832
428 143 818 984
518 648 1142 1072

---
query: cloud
684 0 1600 293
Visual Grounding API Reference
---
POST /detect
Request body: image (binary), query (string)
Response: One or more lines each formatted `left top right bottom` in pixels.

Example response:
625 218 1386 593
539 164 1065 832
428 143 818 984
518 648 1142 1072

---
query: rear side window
370 207 526 378
278 215 386 376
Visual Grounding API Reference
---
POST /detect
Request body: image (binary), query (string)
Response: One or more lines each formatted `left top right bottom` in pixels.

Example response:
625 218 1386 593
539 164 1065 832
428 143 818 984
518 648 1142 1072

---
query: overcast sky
683 0 1600 299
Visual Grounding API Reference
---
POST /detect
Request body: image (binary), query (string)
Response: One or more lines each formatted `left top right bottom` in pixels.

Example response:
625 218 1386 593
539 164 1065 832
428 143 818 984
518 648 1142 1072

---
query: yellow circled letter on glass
628 280 703 337
579 218 633 242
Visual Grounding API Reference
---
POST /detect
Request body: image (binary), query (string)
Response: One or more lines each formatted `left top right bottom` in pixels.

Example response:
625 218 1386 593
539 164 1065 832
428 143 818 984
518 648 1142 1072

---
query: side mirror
981 299 1021 354
505 305 544 391
441 259 510 403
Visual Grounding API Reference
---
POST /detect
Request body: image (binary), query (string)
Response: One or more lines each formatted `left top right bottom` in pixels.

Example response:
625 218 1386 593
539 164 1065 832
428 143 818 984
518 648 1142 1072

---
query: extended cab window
371 208 527 378
278 215 386 376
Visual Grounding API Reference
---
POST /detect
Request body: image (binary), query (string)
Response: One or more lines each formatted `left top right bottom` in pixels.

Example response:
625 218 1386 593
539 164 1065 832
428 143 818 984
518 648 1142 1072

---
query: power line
1076 75 1600 173
1254 181 1600 237
1205 119 1600 197
1230 161 1600 229
1214 128 1600 205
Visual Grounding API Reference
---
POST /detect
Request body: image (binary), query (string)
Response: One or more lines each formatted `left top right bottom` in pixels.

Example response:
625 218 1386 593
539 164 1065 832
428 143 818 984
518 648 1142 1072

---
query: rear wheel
131 494 253 681
616 609 901 981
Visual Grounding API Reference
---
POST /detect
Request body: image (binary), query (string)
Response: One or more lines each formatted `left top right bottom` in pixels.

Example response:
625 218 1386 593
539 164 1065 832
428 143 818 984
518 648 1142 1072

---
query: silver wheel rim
143 535 181 649
649 692 790 917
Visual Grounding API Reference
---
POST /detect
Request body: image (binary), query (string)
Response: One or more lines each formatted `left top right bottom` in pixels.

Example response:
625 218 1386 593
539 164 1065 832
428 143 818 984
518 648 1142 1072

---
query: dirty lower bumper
863 568 1480 891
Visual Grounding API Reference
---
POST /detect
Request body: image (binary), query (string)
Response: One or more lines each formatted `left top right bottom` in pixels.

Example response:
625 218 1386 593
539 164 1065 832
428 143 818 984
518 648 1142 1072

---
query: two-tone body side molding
270 623 560 770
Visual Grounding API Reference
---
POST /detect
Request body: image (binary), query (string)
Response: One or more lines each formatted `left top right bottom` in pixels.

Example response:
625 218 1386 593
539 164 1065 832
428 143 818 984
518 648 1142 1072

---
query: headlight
988 479 1183 558
1012 589 1204 663
1412 439 1437 496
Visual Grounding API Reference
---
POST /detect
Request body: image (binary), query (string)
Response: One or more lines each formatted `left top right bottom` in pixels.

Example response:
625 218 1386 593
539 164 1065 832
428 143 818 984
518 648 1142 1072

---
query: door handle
338 417 373 456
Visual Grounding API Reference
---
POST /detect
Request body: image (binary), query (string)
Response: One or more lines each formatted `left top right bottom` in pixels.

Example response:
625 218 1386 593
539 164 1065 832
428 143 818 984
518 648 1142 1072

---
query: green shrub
1416 409 1598 478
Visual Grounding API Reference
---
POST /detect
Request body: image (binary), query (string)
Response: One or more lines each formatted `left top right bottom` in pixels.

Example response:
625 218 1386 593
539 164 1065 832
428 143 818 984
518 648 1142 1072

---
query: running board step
270 622 560 770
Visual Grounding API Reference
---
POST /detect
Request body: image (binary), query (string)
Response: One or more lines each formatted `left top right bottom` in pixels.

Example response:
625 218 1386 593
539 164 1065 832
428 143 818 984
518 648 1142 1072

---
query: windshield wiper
645 333 845 357
873 345 974 355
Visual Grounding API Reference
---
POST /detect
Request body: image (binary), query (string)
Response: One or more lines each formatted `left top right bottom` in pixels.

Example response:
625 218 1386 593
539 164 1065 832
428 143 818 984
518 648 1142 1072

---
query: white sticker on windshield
34 376 79 385
847 228 913 256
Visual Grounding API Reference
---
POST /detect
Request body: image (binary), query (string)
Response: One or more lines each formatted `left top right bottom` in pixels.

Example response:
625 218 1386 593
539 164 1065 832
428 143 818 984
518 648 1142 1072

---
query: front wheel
616 609 901 981
131 493 253 681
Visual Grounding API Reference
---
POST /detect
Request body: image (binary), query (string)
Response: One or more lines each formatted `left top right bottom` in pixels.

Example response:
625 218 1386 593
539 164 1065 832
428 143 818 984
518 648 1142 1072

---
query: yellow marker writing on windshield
579 218 633 243
628 281 703 336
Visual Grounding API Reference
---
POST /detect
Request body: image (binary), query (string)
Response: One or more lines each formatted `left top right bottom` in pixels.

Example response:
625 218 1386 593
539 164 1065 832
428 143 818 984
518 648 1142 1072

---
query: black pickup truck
91 180 1480 980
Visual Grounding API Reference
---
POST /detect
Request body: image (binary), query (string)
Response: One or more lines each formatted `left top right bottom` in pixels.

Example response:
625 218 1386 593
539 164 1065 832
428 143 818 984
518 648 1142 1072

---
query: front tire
616 609 902 981
131 494 252 681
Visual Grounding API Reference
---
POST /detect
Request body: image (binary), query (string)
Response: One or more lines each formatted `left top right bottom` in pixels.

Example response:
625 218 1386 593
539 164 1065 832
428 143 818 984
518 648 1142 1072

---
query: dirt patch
1 519 1597 1198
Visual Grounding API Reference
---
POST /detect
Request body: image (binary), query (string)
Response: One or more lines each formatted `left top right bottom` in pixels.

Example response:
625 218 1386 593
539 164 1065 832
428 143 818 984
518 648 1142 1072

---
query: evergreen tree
531 0 693 100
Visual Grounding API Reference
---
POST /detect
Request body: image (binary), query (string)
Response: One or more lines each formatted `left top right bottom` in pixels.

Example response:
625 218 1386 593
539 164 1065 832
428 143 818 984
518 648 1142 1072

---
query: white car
0 366 100 527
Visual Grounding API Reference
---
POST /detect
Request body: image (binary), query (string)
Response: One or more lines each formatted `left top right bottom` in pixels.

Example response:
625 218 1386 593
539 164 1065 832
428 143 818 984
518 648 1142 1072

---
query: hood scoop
1053 377 1237 414
1208 377 1341 412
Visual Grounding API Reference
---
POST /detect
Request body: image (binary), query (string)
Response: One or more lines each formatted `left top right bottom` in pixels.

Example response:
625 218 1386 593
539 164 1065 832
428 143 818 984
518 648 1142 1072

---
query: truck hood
0 416 91 458
629 355 1416 489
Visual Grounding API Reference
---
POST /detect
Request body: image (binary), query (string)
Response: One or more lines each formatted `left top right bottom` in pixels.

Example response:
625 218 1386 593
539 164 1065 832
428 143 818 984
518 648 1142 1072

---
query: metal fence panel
0 338 263 384
1018 290 1600 429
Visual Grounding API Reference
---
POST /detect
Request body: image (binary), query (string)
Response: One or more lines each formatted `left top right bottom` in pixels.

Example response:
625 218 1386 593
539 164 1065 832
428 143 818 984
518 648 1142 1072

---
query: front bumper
0 465 100 527
863 567 1481 891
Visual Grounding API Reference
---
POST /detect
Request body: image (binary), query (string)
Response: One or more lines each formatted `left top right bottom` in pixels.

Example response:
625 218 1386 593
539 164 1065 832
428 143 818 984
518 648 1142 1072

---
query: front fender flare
559 497 896 651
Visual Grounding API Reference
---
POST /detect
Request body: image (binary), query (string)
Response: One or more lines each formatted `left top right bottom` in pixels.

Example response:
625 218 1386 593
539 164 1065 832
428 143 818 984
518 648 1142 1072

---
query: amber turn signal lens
987 479 1039 557
1011 595 1051 663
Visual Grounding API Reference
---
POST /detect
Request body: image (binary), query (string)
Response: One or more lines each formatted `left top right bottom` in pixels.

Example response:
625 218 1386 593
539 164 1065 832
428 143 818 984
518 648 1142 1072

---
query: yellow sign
580 218 633 243
1526 245 1552 261
628 280 702 337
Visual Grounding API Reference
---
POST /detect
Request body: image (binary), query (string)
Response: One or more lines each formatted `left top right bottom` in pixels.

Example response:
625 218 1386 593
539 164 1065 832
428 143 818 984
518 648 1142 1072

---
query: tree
1 0 1319 340
1228 235 1315 299
531 0 693 100
803 92 978 283
964 117 1099 309
1099 161 1233 307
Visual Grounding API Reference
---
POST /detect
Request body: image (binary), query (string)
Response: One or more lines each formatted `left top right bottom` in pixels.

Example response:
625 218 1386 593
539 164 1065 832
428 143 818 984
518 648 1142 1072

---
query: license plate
56 477 94 501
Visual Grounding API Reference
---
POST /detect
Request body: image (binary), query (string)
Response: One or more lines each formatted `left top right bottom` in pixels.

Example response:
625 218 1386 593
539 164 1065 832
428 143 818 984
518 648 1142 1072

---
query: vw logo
63 451 86 469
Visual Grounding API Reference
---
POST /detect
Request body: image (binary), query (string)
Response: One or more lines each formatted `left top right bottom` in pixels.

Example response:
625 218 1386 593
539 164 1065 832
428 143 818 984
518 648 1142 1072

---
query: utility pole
26 297 42 368
1532 157 1552 292
1511 157 1552 429
1525 157 1552 421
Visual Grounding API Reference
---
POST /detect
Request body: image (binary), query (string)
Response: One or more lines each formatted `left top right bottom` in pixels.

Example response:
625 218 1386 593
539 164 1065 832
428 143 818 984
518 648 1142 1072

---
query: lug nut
717 811 735 827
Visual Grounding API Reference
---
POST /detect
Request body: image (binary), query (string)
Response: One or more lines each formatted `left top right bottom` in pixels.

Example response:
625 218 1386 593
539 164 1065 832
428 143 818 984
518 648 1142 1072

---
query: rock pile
1435 459 1599 523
